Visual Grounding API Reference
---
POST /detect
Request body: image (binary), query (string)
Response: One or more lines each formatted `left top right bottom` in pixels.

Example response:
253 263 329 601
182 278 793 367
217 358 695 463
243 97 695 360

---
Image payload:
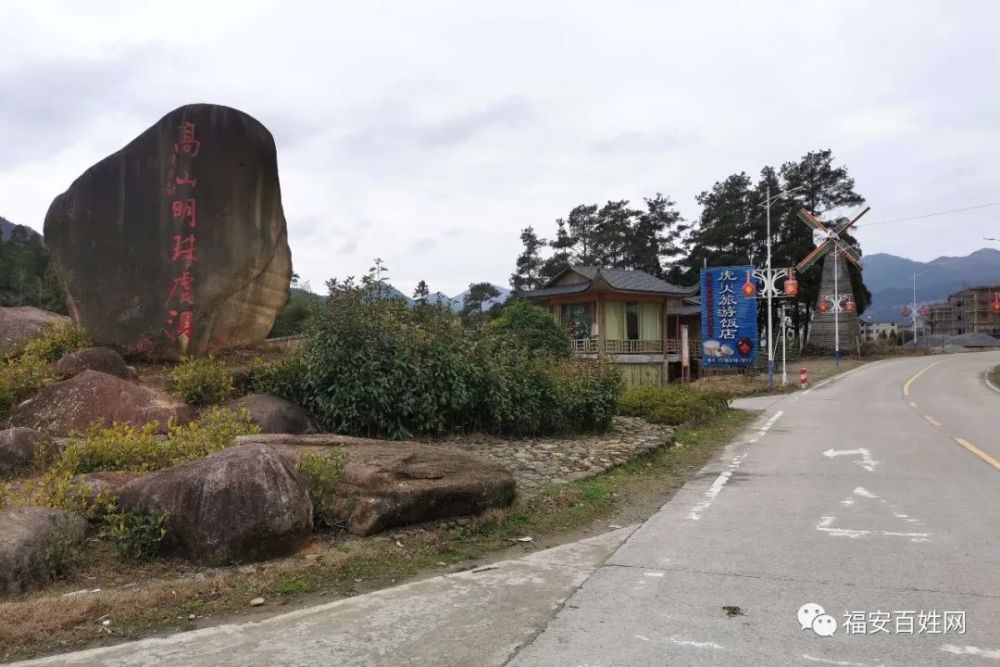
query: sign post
680 324 690 383
700 266 759 371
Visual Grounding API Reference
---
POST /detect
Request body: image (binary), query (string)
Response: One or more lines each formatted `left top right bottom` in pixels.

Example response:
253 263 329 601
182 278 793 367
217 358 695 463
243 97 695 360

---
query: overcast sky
2 1 998 295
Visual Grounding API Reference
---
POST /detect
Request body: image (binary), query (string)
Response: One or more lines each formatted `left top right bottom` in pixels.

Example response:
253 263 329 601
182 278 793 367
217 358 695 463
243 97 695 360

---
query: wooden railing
569 339 702 356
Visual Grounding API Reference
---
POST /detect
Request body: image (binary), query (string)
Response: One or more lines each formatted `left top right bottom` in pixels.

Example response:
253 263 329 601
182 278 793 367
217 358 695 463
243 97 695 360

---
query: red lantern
993 294 1000 313
742 272 756 298
919 305 929 317
902 306 911 318
783 269 798 298
846 297 856 313
818 301 829 313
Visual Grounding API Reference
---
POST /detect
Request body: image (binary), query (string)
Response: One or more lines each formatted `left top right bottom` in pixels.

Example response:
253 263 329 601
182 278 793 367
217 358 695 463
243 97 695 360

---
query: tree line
510 149 872 340
0 224 66 313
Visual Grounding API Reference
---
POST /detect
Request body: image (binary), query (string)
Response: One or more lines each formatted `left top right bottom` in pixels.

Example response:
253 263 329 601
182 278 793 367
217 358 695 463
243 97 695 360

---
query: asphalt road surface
511 351 1000 666
14 352 1000 666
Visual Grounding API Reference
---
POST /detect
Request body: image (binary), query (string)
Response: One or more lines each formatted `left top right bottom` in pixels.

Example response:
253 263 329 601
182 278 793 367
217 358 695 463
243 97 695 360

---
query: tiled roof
521 266 694 299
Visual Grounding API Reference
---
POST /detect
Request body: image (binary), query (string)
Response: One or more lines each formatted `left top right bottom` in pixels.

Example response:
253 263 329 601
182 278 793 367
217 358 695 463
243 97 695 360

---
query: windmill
795 207 870 360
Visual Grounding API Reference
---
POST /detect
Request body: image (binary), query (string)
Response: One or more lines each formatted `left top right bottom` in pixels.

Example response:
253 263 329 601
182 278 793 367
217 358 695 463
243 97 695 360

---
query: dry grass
0 409 755 662
693 356 871 396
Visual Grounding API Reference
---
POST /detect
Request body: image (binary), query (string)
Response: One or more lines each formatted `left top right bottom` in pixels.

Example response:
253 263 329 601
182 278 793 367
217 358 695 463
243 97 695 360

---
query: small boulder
8 369 190 436
223 394 318 434
54 346 138 382
69 471 142 508
0 508 88 596
0 307 71 354
238 434 516 536
0 427 45 475
117 444 312 564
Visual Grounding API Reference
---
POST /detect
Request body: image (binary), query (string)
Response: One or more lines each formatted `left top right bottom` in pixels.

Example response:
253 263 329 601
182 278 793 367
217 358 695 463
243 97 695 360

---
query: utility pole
834 244 840 367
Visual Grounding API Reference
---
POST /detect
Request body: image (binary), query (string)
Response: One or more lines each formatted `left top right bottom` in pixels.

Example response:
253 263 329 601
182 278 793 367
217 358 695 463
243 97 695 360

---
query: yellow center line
903 361 943 396
924 416 942 427
908 401 918 408
955 438 1000 472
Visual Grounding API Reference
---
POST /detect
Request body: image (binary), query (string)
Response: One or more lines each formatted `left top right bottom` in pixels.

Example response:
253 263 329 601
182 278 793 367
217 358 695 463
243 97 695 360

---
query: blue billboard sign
700 266 758 368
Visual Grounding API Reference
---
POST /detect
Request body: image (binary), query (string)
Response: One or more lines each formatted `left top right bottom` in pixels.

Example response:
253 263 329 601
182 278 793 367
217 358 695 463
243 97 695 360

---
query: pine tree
413 279 430 305
510 227 548 292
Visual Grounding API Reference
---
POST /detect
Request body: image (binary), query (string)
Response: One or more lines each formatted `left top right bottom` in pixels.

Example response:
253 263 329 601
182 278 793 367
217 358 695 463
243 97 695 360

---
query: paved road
14 352 1000 666
511 351 1000 666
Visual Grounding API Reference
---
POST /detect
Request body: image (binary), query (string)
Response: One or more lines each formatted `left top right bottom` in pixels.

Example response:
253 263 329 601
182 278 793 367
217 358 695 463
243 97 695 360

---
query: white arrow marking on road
817 488 930 542
823 448 879 472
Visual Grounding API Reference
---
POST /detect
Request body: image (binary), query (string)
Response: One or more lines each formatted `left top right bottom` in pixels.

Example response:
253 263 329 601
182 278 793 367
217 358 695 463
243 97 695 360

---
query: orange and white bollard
800 367 808 389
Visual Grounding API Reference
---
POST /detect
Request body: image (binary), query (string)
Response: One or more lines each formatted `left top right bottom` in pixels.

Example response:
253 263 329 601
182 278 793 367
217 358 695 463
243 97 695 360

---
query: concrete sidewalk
12 527 635 666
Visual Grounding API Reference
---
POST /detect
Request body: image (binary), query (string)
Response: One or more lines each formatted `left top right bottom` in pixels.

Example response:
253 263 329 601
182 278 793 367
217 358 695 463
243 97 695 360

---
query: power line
857 201 1000 227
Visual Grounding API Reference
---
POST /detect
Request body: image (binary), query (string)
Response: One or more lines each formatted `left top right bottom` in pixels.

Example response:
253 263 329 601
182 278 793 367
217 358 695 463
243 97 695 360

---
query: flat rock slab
8 369 190 436
237 434 516 536
44 103 292 358
54 347 138 382
0 508 87 597
117 444 312 564
0 307 71 354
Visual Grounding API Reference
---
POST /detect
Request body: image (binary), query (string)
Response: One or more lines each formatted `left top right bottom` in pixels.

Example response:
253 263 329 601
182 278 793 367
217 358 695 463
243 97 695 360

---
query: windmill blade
797 209 830 234
835 206 871 233
835 239 863 267
795 242 831 272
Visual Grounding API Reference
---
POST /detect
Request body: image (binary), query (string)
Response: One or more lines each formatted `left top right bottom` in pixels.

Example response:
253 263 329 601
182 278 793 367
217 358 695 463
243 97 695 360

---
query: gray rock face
237 434 517 536
117 444 312 564
44 103 292 359
224 394 319 434
0 427 44 475
0 307 71 354
8 370 190 436
0 508 87 596
54 346 138 382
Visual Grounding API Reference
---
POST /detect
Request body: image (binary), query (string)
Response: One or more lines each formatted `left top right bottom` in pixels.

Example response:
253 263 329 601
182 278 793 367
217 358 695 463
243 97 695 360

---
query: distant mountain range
863 248 1000 322
0 216 38 241
381 283 512 312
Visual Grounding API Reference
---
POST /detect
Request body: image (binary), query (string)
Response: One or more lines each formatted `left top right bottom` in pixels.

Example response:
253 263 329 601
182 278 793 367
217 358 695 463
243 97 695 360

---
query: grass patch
992 365 1000 388
0 409 756 663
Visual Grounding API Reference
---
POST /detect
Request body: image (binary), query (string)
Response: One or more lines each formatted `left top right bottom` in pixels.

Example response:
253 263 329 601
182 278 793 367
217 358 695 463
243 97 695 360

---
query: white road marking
985 373 1000 394
643 571 665 577
687 411 783 521
666 638 725 650
908 401 918 407
940 644 1000 659
924 415 943 427
817 488 930 542
803 655 886 667
823 448 880 472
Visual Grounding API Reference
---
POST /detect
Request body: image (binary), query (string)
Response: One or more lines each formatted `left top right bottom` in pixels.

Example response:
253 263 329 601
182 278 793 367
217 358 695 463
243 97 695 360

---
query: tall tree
630 193 687 277
461 282 501 318
510 226 548 292
540 219 574 280
413 279 430 305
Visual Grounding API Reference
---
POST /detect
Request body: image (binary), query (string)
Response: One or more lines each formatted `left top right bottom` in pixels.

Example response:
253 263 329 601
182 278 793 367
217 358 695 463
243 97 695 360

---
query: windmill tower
796 208 868 351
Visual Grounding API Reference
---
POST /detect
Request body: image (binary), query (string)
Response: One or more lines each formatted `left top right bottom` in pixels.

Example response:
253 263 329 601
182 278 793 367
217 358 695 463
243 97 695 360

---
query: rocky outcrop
0 428 45 475
117 444 312 564
0 307 71 354
44 103 292 359
223 394 318 434
8 370 190 436
0 508 88 596
53 346 138 382
69 471 141 509
238 434 516 536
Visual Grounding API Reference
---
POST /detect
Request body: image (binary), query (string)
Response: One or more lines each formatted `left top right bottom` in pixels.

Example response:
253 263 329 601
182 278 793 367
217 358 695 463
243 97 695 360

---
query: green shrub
297 449 348 527
104 509 166 560
249 354 307 401
8 323 90 362
992 365 1000 387
484 300 570 358
170 356 234 406
0 353 50 418
56 407 260 475
619 385 731 426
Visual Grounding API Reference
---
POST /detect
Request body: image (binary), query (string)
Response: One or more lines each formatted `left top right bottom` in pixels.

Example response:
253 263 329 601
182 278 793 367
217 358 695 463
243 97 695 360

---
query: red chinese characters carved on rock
164 120 201 343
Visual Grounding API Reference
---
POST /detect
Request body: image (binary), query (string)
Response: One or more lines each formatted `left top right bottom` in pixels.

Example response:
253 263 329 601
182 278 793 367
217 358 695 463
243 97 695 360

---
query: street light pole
834 243 840 367
766 185 774 388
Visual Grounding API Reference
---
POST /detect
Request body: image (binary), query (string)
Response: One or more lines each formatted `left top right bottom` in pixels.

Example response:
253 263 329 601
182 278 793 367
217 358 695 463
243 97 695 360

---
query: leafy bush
104 509 166 560
56 407 259 475
7 323 89 362
0 353 50 418
282 292 623 438
619 385 731 426
249 354 307 401
297 449 348 527
170 356 234 406
483 300 570 358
